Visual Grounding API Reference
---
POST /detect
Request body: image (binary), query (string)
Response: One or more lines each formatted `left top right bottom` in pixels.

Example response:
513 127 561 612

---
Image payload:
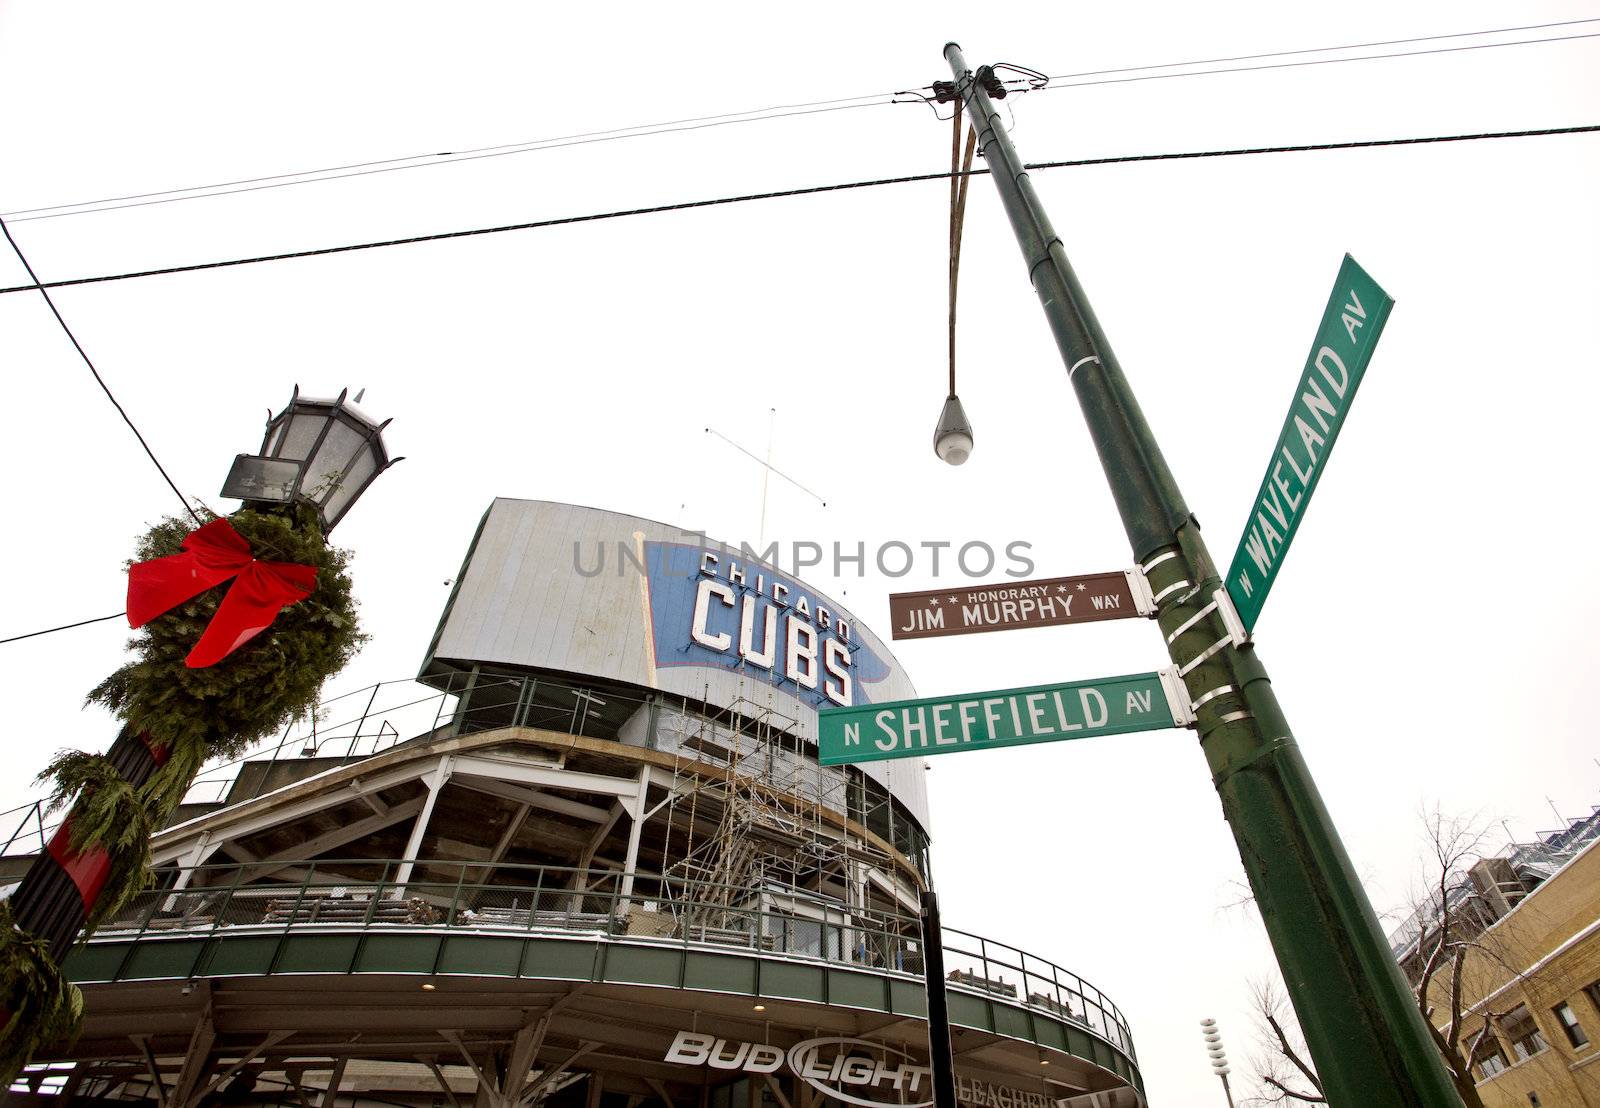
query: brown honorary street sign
888 570 1153 641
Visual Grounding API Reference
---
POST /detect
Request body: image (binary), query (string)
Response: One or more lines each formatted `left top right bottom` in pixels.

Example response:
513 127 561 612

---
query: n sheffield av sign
817 671 1191 765
1225 254 1394 630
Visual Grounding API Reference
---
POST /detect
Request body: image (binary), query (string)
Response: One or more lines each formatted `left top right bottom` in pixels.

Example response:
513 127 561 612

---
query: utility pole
942 43 1461 1106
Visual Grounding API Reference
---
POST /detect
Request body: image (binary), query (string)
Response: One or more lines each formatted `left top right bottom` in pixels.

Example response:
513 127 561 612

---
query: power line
1 123 1594 298
1040 28 1600 92
0 612 123 646
6 17 1594 225
0 216 201 522
1042 16 1600 82
0 99 902 225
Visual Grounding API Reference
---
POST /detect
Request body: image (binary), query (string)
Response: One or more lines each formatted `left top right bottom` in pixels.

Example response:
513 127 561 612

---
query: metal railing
1 679 449 858
3 670 931 873
2 671 629 857
87 858 1134 1057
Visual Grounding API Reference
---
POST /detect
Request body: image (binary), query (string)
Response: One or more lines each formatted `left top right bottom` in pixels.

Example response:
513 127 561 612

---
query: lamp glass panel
277 408 330 462
303 419 367 504
322 449 377 526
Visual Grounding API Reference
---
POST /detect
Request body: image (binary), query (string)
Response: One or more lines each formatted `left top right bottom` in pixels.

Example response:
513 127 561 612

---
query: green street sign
1225 254 1394 631
816 670 1189 765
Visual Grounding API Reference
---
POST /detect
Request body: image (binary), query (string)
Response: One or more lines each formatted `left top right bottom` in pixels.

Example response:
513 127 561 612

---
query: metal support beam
502 1015 552 1107
186 1031 291 1108
393 759 452 894
239 797 426 881
451 756 642 802
166 836 212 897
520 1043 599 1107
576 805 626 873
282 1067 317 1108
153 757 435 865
420 1056 465 1108
441 1031 493 1092
453 776 613 824
167 1008 216 1108
132 1035 168 1108
761 1076 794 1108
482 803 533 872
618 766 650 904
319 1057 348 1108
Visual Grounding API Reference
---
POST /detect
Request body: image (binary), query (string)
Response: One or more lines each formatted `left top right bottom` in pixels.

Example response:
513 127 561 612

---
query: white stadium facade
5 500 1146 1108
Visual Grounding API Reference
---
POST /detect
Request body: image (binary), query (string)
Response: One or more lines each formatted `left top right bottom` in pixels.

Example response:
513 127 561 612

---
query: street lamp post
941 43 1460 1106
10 388 395 959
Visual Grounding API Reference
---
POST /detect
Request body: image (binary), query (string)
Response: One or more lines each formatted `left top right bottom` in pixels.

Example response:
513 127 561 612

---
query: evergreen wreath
2 504 365 1081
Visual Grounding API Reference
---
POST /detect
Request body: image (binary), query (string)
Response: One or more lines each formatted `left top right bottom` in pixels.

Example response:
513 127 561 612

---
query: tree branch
1261 1075 1327 1104
1265 1011 1324 1097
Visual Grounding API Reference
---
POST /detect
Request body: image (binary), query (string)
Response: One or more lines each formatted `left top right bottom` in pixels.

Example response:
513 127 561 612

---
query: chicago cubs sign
643 543 891 710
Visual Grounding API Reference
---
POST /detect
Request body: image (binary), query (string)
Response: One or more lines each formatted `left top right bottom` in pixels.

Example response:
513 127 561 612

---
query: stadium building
6 500 1146 1108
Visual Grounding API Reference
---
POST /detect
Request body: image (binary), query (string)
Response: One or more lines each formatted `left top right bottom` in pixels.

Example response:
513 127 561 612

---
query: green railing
90 858 1133 1057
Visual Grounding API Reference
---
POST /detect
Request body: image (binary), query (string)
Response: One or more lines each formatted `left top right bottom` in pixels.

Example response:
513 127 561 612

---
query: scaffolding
655 682 891 931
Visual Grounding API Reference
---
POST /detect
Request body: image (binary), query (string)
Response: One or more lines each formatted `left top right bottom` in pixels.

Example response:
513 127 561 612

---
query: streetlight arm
942 43 1190 560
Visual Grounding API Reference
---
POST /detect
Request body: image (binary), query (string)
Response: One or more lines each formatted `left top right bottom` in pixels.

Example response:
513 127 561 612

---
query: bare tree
1398 807 1505 1108
1240 978 1325 1105
1242 807 1537 1108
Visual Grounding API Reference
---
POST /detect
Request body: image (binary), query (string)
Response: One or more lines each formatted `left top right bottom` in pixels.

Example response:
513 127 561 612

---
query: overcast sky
3 2 1598 1103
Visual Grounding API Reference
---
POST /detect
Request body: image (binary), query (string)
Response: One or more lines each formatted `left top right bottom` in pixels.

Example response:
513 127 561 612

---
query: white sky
2 2 1597 1103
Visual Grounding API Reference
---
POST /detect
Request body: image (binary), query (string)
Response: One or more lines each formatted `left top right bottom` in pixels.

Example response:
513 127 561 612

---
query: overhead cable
0 613 124 646
1040 29 1600 92
6 17 1595 224
1 124 1595 298
0 216 201 521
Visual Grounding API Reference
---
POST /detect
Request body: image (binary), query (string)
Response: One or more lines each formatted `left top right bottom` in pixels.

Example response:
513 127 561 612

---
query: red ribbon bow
126 518 319 668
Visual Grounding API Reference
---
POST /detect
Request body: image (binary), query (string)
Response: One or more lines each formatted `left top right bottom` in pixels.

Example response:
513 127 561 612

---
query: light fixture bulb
933 394 974 466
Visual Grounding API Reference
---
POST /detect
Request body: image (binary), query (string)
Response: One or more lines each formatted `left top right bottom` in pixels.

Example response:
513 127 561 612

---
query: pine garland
5 503 368 1078
0 904 83 1085
38 752 154 927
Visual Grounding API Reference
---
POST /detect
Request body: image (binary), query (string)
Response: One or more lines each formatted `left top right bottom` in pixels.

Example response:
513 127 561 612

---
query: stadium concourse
5 502 1146 1108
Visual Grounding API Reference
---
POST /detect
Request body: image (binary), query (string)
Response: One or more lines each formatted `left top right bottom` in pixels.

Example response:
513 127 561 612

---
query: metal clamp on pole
1123 565 1158 617
1159 667 1197 728
1214 587 1250 647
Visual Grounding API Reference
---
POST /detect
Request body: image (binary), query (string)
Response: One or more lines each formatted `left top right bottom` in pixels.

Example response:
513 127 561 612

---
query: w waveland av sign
816 670 1192 765
1225 254 1394 631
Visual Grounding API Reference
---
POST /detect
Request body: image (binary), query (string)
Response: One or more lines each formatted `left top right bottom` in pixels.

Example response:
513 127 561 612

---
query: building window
1553 1001 1589 1048
1586 980 1600 1014
1502 1005 1548 1062
1470 1028 1509 1080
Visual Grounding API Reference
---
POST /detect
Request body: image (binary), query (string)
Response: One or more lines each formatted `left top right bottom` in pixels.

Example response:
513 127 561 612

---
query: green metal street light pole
942 43 1461 1107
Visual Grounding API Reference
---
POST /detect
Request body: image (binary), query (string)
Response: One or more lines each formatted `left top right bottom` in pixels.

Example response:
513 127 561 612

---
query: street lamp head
221 386 400 533
933 394 974 466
